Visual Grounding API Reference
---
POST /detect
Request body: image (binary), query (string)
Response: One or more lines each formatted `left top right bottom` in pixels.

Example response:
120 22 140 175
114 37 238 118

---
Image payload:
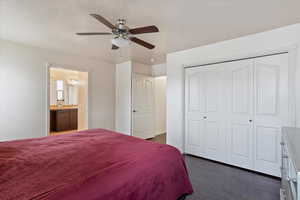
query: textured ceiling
1 0 300 64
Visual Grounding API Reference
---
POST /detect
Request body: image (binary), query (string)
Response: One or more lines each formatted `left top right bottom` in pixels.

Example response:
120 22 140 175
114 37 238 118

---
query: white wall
132 62 152 75
0 39 115 141
167 23 300 152
154 76 167 135
152 63 167 135
152 63 166 77
115 61 132 135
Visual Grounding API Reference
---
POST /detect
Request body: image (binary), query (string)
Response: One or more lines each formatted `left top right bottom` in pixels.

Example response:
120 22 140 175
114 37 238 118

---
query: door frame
45 63 89 136
183 46 297 153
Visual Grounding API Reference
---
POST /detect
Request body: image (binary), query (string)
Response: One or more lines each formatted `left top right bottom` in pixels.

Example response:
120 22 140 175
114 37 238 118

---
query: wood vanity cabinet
69 109 78 130
50 109 78 132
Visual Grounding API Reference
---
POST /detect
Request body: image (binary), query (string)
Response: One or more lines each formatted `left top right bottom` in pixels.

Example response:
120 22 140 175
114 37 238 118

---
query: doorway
48 67 88 136
131 73 167 144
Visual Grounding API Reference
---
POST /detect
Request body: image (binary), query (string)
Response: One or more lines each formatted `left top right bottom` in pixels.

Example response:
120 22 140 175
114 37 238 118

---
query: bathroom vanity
50 106 78 132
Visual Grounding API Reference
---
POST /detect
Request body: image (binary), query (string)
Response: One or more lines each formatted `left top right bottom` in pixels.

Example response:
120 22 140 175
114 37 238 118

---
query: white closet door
185 53 290 176
185 65 226 162
225 60 254 169
253 54 289 176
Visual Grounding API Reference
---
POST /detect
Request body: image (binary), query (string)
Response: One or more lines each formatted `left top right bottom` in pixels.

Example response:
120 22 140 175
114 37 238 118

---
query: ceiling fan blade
129 26 159 35
129 37 155 49
90 14 115 30
76 32 112 35
112 44 119 50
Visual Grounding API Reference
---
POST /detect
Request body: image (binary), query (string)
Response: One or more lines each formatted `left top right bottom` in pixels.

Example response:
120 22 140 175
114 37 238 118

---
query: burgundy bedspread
0 129 193 200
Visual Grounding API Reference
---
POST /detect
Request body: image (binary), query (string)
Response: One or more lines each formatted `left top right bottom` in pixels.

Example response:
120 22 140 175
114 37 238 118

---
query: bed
0 129 193 200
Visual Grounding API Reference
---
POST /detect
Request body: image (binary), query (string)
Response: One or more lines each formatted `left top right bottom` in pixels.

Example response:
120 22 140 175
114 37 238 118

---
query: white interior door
132 74 155 139
253 54 289 176
185 64 226 162
224 59 254 169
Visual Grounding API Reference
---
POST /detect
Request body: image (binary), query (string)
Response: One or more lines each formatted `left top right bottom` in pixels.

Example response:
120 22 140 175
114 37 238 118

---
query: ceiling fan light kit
76 14 159 50
111 36 130 47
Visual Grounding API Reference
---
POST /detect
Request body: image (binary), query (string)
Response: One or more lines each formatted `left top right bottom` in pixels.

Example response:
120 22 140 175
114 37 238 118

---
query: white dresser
281 127 300 200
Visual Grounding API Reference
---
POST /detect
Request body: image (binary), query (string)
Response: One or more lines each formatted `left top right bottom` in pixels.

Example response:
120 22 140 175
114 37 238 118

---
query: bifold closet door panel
224 59 254 170
185 68 206 155
253 53 289 177
185 64 227 162
204 68 227 162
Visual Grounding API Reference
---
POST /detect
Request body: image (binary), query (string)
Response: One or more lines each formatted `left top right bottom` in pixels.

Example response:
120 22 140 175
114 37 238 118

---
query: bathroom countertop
50 105 78 111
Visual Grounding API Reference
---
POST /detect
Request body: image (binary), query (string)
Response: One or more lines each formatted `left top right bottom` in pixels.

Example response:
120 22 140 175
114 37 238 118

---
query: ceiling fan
76 14 159 50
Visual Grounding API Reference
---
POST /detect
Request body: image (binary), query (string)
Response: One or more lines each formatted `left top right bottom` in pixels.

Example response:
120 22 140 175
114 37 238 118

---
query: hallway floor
50 130 77 136
147 133 166 144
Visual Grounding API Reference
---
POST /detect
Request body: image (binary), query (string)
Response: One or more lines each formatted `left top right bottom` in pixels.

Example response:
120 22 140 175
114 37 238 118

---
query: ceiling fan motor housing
116 19 128 31
117 19 126 25
112 19 130 40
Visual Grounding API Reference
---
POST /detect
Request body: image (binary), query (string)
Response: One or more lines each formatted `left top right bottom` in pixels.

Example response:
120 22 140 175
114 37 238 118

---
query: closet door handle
249 120 252 123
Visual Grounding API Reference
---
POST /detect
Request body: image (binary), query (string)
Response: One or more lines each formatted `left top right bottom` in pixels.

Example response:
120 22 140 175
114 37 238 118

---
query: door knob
249 120 252 122
133 110 137 113
203 116 207 119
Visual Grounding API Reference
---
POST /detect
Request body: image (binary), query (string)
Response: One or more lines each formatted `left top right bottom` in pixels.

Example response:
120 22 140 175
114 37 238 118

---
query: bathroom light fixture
68 79 80 85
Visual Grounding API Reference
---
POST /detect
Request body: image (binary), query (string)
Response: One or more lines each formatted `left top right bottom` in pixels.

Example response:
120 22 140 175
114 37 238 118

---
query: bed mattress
0 129 193 200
